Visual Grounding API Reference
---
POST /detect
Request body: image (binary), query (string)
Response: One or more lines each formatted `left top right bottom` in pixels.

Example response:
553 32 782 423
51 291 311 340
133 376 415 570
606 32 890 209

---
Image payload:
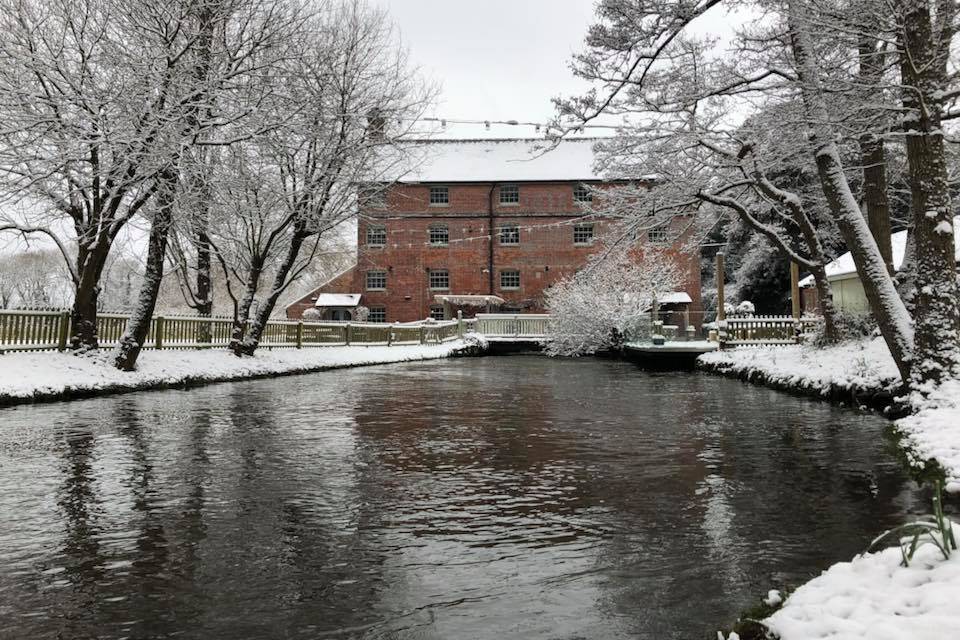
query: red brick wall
287 181 703 324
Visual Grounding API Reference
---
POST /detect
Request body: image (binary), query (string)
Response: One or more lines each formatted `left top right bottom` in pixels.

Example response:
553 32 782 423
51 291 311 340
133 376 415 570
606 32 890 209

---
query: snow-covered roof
396 138 604 183
658 291 693 304
314 293 361 307
799 217 960 287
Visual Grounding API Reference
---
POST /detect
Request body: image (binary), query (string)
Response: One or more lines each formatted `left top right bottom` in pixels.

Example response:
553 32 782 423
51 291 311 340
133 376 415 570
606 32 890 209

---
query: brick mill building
286 138 702 325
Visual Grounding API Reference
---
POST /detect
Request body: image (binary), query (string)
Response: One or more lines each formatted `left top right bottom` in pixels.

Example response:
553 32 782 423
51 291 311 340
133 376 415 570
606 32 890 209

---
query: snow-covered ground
698 338 900 395
0 341 471 404
764 525 960 640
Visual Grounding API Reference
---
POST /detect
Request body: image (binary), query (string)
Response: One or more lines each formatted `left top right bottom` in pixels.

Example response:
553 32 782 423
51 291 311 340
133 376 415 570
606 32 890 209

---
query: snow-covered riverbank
763 525 960 640
0 340 477 405
698 338 960 490
702 339 960 640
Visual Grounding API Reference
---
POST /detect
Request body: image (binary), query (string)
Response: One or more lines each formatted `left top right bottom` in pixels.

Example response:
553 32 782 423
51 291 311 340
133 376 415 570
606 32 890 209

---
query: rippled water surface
0 357 933 639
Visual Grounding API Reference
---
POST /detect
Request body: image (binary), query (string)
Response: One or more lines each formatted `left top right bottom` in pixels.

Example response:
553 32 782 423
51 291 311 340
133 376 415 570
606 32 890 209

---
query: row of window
363 306 446 322
366 222 597 247
364 269 523 291
366 222 670 246
428 184 594 206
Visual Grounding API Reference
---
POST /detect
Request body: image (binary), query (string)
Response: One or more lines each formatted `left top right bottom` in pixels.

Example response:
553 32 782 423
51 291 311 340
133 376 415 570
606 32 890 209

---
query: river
0 356 930 639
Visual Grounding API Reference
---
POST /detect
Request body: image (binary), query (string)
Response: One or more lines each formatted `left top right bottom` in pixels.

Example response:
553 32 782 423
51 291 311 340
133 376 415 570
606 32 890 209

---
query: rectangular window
499 224 520 245
429 186 449 205
366 224 386 247
429 305 446 320
359 189 386 209
365 270 386 290
499 184 519 204
573 184 593 202
573 223 594 245
647 226 669 244
428 268 449 290
429 224 449 245
500 270 520 290
367 307 386 323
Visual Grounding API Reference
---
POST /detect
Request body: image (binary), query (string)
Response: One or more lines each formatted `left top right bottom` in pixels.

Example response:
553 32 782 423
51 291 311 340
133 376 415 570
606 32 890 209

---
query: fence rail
0 308 464 353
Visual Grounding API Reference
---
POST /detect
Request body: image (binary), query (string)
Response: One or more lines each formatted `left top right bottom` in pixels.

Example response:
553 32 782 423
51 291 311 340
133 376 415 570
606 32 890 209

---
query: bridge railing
474 314 550 339
0 308 463 353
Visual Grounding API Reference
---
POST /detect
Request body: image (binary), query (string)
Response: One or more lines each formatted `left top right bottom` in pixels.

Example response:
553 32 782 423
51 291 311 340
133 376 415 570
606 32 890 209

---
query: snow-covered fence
0 309 463 352
474 314 550 340
722 315 821 346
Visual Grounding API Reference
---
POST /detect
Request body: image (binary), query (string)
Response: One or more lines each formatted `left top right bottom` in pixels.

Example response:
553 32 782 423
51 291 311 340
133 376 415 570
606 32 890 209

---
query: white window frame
365 270 387 291
573 184 593 203
500 270 521 290
573 223 594 245
429 223 449 246
428 268 450 290
429 186 449 206
499 184 520 205
368 307 386 323
499 223 520 245
366 224 386 247
647 226 669 244
429 305 446 320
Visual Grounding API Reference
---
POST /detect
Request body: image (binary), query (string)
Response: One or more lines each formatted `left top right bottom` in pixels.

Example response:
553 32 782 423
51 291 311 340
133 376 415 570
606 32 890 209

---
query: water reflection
0 357 938 639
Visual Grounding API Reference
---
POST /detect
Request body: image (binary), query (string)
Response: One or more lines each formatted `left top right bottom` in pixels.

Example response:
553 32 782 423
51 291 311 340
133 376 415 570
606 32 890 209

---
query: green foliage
868 478 957 566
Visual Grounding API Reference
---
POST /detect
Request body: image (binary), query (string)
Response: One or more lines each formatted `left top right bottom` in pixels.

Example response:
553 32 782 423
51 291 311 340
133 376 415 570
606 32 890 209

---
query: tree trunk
234 230 308 356
810 264 839 341
857 35 894 275
859 135 894 274
898 0 960 388
112 175 177 371
788 5 914 381
70 239 112 352
229 260 264 356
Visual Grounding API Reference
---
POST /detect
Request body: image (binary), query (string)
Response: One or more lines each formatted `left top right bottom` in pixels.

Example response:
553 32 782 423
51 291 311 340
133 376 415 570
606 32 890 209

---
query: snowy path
0 342 471 405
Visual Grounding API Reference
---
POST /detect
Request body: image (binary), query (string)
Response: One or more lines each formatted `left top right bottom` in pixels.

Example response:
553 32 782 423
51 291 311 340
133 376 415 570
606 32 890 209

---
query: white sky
370 0 600 139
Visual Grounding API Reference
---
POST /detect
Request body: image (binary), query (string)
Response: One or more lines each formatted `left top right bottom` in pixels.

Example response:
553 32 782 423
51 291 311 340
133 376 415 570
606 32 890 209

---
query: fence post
716 252 727 345
57 311 70 351
296 321 304 349
345 322 352 346
419 324 425 344
155 316 165 350
388 322 396 346
457 310 464 338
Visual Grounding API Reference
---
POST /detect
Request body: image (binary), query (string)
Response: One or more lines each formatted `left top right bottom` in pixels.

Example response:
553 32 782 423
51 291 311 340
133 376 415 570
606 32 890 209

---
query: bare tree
550 0 960 384
110 0 302 371
0 0 245 351
211 0 433 356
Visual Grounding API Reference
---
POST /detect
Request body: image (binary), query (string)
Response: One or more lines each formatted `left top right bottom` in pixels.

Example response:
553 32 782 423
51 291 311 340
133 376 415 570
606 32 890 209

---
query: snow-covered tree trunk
235 228 309 355
112 174 178 371
898 0 960 387
788 4 914 379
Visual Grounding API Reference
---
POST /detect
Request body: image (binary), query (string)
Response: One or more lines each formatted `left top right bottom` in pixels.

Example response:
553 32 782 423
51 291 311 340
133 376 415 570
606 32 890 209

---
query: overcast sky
370 0 599 139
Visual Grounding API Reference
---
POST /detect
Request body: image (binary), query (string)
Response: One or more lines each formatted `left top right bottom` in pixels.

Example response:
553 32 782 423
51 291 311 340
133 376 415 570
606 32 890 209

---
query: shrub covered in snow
544 248 682 356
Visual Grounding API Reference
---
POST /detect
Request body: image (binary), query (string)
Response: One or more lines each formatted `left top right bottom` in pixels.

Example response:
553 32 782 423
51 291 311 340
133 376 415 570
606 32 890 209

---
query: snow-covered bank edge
0 338 486 407
697 339 904 414
700 339 960 639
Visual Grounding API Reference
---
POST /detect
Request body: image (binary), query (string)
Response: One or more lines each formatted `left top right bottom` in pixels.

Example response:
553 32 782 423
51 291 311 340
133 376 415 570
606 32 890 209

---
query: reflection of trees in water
52 427 108 637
